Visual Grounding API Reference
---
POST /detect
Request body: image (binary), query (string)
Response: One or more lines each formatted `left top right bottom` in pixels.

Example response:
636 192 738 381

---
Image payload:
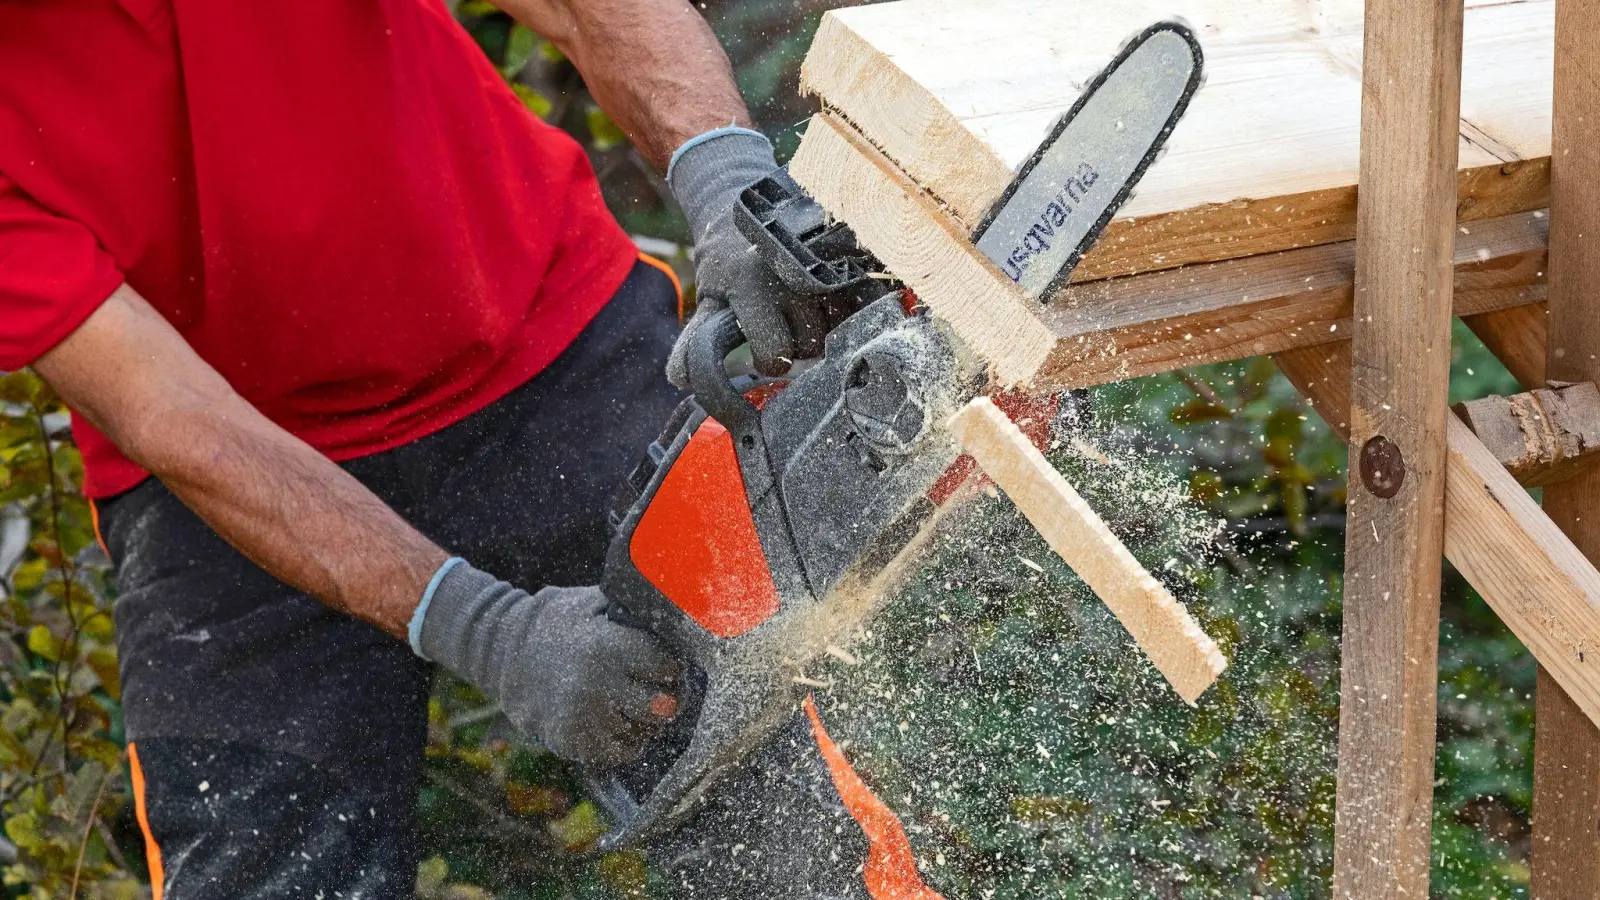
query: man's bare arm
34 285 447 638
498 0 752 169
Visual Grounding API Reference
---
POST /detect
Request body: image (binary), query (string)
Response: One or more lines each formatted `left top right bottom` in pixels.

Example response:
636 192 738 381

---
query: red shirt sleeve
0 173 124 370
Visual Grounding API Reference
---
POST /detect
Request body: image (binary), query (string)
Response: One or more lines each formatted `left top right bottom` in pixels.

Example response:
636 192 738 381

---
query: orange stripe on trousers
127 742 166 900
88 498 109 559
804 696 945 900
636 252 686 323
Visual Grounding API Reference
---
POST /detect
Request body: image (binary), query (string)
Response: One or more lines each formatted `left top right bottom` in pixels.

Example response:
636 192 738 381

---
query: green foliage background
0 3 1539 898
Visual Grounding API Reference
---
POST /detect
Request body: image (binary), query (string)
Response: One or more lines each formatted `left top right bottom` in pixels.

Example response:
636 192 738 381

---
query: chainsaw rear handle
733 169 889 362
601 307 762 642
588 307 775 849
734 169 875 298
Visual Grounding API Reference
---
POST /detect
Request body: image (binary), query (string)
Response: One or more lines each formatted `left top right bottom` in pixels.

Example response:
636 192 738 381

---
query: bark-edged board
1453 383 1600 488
1463 302 1550 391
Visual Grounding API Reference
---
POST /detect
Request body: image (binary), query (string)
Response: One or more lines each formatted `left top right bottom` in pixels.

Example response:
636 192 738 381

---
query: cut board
1454 383 1600 488
789 112 1548 388
949 397 1226 703
798 0 1552 282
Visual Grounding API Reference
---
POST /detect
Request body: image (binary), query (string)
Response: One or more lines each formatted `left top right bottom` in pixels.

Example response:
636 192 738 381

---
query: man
0 1 944 897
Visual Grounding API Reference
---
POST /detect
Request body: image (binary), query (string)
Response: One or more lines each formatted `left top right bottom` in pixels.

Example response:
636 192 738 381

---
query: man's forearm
35 286 446 638
142 410 448 637
500 0 752 169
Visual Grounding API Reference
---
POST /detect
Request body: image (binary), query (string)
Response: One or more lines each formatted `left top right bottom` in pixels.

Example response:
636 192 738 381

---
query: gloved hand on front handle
410 559 681 767
665 126 809 387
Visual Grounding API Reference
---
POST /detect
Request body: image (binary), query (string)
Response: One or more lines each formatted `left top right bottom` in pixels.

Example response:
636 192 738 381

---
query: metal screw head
1359 435 1406 499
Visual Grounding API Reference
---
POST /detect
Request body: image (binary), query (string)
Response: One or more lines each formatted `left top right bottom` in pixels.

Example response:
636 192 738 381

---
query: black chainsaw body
588 172 973 847
586 19 1205 848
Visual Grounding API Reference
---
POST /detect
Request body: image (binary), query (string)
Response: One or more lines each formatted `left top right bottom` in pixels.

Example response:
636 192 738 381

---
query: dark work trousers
98 259 883 900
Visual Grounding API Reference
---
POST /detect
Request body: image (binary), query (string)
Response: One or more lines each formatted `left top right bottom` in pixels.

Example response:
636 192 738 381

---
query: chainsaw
590 21 1205 848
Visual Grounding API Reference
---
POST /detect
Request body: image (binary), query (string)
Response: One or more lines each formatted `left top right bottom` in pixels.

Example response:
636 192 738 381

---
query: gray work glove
666 128 806 387
415 561 680 767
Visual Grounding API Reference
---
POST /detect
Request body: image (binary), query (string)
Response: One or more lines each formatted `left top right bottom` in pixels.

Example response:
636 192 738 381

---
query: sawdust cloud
808 400 1339 898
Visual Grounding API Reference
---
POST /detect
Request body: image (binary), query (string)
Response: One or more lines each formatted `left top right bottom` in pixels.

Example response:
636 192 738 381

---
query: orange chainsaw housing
627 384 1055 641
628 393 783 639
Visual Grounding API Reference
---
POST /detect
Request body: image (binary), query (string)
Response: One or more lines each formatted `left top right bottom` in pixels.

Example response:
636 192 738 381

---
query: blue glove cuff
667 125 771 183
409 556 466 659
666 126 779 243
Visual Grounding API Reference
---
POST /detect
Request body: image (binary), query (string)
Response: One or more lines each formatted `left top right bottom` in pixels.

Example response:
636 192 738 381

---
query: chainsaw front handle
685 307 762 436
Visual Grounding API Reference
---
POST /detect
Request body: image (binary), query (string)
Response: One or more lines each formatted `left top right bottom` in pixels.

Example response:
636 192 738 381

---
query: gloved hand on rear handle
409 560 680 767
665 126 809 387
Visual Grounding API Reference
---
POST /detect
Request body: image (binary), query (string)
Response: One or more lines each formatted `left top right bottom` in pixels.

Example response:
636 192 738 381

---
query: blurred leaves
585 108 628 153
510 83 553 120
1 370 140 899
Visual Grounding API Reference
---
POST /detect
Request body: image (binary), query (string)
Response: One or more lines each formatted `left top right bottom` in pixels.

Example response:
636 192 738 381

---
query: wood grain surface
1531 0 1600 892
1332 0 1464 890
801 0 1553 280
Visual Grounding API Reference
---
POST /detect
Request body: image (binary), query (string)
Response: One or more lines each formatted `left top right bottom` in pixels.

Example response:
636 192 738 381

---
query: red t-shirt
0 0 638 497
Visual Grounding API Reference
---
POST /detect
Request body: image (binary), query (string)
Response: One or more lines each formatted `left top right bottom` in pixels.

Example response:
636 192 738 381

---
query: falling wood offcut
949 397 1226 704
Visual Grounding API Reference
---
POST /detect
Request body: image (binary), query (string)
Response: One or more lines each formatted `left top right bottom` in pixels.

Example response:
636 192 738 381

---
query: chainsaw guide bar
974 22 1203 299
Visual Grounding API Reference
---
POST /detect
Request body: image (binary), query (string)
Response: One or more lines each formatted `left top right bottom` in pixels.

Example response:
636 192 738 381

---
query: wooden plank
1314 0 1545 33
1275 340 1600 735
1441 414 1600 795
1533 665 1600 900
800 0 1553 281
1042 211 1547 390
789 112 1550 389
1532 0 1600 891
1276 345 1353 439
789 113 1057 385
1453 383 1600 488
1331 0 1464 892
948 397 1226 702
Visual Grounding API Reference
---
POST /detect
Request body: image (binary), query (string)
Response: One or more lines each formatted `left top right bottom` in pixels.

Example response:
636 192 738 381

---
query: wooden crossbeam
1454 383 1600 487
1045 212 1546 390
1463 303 1550 391
1456 289 1600 900
1455 299 1600 900
1276 341 1600 732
